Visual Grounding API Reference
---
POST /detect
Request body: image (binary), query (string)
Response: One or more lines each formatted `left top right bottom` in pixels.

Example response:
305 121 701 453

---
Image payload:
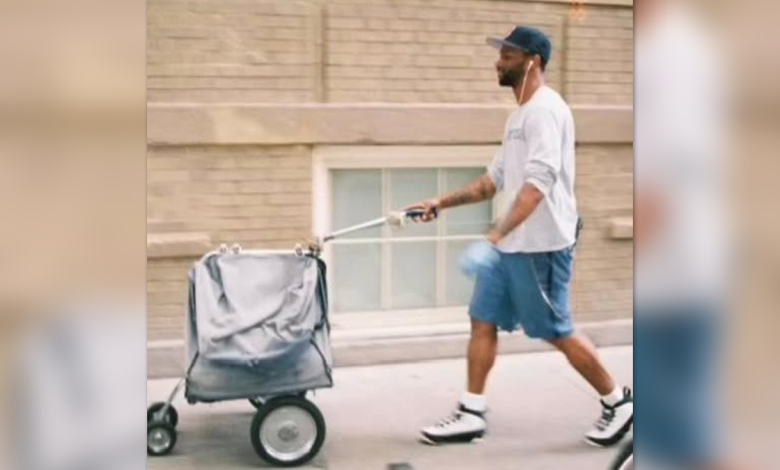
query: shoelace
435 411 464 428
595 406 616 431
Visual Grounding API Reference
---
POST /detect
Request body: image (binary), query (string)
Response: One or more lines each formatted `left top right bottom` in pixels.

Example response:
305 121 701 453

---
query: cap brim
486 37 527 52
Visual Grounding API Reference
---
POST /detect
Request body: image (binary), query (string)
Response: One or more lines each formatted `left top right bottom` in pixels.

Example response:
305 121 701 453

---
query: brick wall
565 8 634 104
325 0 565 103
147 0 321 102
571 143 633 322
147 0 632 105
147 257 194 341
147 144 316 340
147 144 314 248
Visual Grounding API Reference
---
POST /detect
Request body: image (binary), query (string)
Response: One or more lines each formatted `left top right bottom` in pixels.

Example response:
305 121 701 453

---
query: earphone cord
518 61 533 105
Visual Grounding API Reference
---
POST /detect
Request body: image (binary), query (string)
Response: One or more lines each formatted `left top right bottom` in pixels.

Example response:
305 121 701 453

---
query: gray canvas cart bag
184 252 333 402
147 209 427 463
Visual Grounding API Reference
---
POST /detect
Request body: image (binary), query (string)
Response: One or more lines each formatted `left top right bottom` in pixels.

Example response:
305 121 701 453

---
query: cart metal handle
200 208 439 259
321 208 437 243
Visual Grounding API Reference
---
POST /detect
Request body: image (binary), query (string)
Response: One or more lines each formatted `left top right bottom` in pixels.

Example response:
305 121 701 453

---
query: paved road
147 346 633 470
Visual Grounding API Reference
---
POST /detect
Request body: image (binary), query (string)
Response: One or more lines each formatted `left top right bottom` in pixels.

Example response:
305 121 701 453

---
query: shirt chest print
506 128 525 142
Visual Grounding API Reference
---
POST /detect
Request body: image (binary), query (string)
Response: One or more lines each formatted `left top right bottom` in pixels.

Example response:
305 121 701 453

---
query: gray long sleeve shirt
488 86 579 253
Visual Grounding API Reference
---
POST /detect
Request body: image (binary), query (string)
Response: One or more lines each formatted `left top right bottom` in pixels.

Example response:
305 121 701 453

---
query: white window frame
312 145 506 315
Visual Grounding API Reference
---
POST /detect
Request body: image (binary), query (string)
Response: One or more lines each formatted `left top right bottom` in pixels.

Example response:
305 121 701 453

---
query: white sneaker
585 387 634 447
420 404 487 445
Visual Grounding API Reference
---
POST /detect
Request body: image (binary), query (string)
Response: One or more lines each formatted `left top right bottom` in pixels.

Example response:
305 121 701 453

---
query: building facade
146 0 634 376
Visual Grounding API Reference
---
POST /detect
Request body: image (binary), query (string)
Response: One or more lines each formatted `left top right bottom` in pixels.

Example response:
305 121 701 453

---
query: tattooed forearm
440 175 497 209
494 183 544 237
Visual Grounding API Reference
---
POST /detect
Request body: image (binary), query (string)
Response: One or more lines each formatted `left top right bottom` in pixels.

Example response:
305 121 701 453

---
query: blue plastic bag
459 240 500 278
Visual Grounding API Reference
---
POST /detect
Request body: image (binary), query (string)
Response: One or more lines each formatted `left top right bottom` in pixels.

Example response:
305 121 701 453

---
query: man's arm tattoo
440 175 496 209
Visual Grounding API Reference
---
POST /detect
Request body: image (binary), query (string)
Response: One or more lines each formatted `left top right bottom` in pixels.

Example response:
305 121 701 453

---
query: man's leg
467 319 498 394
419 320 495 445
420 254 509 445
549 332 633 447
506 247 633 447
548 332 615 395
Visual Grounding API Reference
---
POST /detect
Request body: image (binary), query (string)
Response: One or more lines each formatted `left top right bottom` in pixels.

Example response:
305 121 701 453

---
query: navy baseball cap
486 26 552 66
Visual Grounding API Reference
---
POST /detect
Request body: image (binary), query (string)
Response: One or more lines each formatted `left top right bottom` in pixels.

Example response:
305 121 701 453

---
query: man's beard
498 66 525 88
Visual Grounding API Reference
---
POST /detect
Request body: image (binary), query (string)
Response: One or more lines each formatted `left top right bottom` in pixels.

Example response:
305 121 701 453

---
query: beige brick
386 19 425 31
224 228 310 242
146 280 187 294
569 82 633 95
568 38 633 52
148 266 192 282
567 9 633 28
148 77 314 90
147 64 303 78
213 217 312 230
150 170 192 183
148 89 317 102
566 48 633 61
414 55 472 68
328 66 392 79
329 17 366 29
267 193 311 205
147 290 186 306
567 60 632 73
567 71 633 84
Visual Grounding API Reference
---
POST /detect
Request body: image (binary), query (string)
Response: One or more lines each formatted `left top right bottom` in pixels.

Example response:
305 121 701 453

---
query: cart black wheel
250 392 307 410
250 396 326 467
609 439 633 470
147 402 179 427
147 421 177 456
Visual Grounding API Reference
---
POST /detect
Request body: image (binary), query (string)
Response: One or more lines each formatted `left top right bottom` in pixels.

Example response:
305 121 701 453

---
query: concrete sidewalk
147 346 633 470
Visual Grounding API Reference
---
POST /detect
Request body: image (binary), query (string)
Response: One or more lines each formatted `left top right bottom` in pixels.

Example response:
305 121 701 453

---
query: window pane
444 168 493 235
388 168 438 238
445 240 478 306
332 244 381 312
391 241 437 309
332 170 382 239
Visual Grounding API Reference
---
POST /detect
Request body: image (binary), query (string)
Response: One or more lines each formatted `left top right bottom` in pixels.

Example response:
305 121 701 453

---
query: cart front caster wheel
147 421 177 456
250 396 325 467
147 402 179 427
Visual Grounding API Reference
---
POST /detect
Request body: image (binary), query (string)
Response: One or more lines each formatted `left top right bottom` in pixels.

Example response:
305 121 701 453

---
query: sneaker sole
584 416 633 448
419 431 486 446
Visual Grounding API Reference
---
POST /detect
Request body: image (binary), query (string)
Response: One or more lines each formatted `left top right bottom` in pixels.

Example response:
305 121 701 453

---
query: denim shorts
468 247 575 340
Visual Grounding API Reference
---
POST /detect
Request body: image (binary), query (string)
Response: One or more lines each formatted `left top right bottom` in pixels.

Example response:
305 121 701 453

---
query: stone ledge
147 219 187 234
147 232 212 260
147 103 633 146
608 217 633 239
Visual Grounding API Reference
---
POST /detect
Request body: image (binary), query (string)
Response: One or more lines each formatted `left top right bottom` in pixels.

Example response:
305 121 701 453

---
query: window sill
329 306 470 340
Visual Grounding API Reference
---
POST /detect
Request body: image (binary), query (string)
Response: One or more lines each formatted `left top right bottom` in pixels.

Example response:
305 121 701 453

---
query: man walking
408 26 633 447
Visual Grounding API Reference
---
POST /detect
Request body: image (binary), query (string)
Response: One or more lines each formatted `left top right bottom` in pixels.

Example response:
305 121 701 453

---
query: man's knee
547 334 576 353
470 319 498 340
549 334 595 363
